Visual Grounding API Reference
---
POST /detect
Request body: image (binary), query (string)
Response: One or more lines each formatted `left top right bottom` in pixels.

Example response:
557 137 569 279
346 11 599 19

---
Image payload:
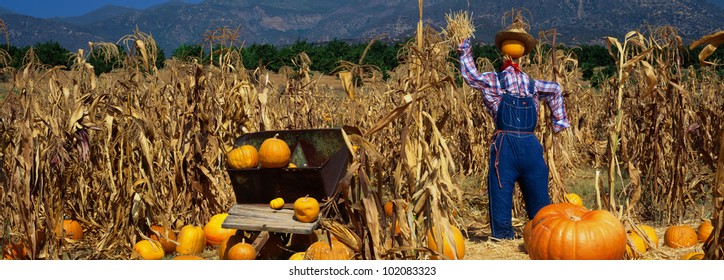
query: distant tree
87 44 125 75
242 43 279 71
1 45 25 69
358 41 401 77
172 44 204 62
572 45 613 70
155 47 166 69
276 40 313 71
33 41 72 68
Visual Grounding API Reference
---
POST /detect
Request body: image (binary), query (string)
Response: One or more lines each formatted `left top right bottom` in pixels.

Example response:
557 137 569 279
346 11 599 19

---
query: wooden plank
222 204 318 234
223 215 317 234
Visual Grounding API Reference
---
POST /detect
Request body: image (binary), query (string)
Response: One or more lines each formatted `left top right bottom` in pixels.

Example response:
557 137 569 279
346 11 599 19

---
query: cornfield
1 5 723 260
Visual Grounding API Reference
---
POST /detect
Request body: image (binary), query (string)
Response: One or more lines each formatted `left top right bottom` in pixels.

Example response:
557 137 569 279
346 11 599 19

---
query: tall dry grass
1 11 723 260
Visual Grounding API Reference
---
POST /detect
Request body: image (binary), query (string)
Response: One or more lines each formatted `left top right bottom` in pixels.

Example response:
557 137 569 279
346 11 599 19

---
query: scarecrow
456 14 571 240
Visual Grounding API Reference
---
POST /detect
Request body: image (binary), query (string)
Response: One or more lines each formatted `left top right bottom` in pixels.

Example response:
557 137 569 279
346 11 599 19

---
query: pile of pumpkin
523 193 714 260
132 193 346 260
227 134 293 169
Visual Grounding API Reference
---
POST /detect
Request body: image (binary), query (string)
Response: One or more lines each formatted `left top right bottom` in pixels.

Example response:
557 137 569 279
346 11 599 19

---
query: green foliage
471 44 501 67
572 45 614 70
2 38 719 87
1 45 26 69
155 48 166 70
242 43 279 70
33 41 72 68
87 44 125 75
172 44 204 62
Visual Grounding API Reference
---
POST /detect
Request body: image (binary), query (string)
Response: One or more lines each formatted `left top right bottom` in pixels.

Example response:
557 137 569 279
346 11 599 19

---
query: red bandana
501 60 520 73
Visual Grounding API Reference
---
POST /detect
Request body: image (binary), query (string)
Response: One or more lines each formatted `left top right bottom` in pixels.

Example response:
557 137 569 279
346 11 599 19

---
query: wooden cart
221 128 352 257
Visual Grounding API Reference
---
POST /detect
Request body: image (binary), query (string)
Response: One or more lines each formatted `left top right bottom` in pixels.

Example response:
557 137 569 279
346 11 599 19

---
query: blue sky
2 0 723 18
1 0 204 18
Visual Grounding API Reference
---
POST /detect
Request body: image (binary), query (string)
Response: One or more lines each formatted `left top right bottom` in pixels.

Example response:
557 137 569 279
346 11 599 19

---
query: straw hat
495 27 537 56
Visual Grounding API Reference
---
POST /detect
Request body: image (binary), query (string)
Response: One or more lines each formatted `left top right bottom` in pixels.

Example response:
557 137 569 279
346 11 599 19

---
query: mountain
0 0 722 55
54 5 140 26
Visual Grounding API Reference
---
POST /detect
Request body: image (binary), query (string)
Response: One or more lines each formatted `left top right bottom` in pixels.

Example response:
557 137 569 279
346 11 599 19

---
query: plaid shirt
458 39 570 132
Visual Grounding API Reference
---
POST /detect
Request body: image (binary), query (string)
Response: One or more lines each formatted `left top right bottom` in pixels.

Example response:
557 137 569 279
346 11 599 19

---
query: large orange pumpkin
218 234 256 260
148 225 177 254
227 145 258 169
294 196 320 223
55 219 83 240
258 134 291 168
133 240 165 260
697 220 713 243
426 224 466 260
522 221 533 253
203 213 237 246
175 225 206 255
524 203 626 260
664 225 697 248
304 239 354 260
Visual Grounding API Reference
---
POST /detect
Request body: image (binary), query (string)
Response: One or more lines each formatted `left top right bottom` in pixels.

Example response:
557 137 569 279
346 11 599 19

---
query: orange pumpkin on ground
258 134 291 168
55 219 83 240
524 203 626 260
175 225 206 255
227 145 258 169
563 193 583 207
426 224 466 260
625 231 647 258
294 196 320 223
218 234 256 260
149 225 177 254
203 213 237 246
134 240 165 260
697 220 713 243
635 225 659 248
664 225 697 248
304 239 354 260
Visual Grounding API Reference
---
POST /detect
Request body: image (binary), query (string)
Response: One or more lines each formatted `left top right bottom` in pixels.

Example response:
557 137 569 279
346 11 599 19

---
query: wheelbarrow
222 128 353 258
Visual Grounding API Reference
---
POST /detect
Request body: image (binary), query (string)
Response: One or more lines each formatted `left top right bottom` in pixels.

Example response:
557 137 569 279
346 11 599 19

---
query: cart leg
251 231 270 253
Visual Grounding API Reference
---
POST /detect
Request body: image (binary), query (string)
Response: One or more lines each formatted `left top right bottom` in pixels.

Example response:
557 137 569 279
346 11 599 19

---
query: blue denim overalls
487 74 550 239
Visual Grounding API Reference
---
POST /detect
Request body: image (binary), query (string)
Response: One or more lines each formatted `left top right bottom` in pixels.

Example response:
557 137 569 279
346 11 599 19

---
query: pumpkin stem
569 215 581 221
